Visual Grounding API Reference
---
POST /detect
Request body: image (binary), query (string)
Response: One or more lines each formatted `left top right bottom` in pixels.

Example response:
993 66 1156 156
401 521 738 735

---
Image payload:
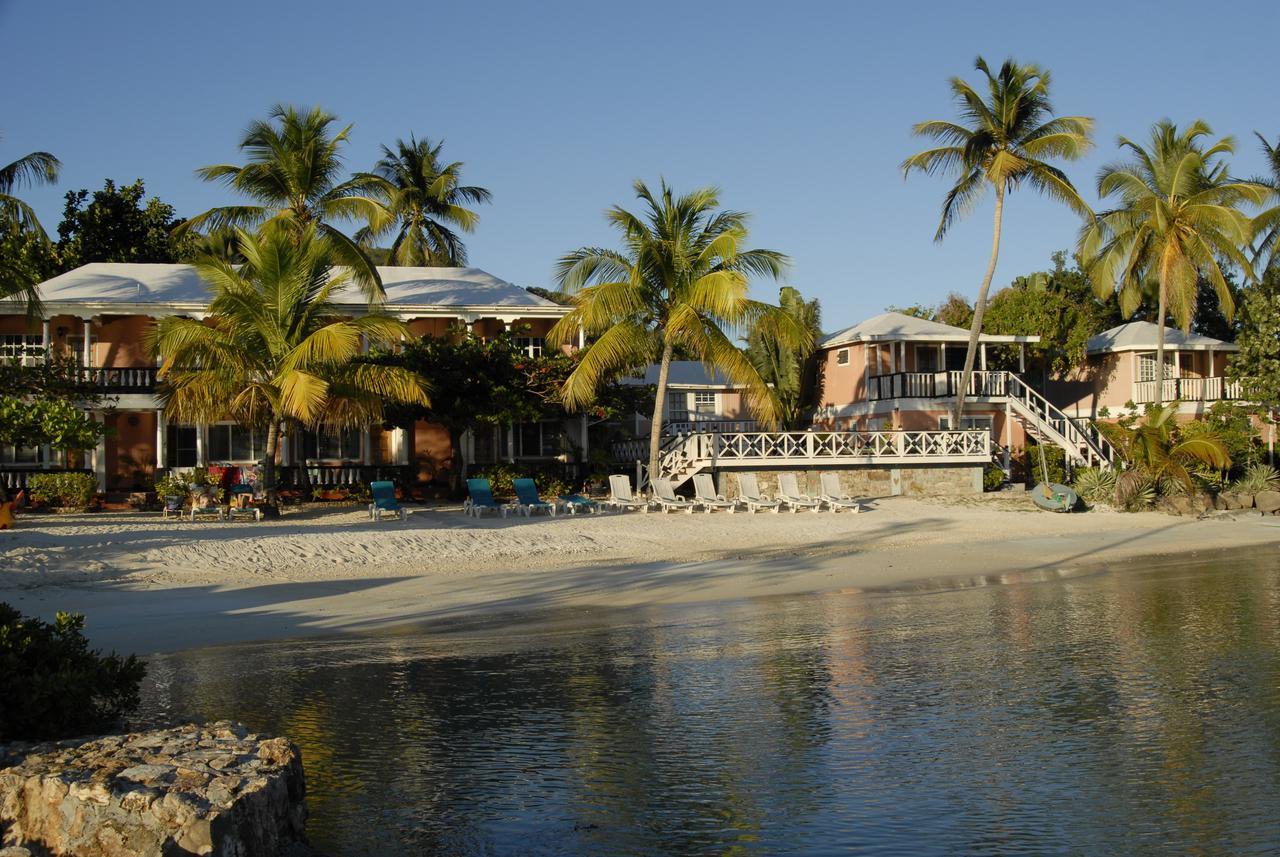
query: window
207 424 265 462
0 334 44 362
0 445 43 465
1137 352 1176 382
667 391 689 422
166 425 198 468
693 391 717 415
836 349 850 366
515 421 562 457
939 415 995 433
514 336 545 358
302 428 363 461
916 345 939 373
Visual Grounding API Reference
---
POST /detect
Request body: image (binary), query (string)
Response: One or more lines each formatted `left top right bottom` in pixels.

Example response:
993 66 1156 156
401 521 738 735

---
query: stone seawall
712 464 984 499
0 722 309 856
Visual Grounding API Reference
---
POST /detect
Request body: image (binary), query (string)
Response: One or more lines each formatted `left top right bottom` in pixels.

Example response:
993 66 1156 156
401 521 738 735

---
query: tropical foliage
362 136 491 266
179 105 391 293
546 180 811 481
57 179 194 268
1098 402 1231 507
0 395 105 451
1229 267 1280 409
1251 131 1280 273
1 143 61 311
745 286 822 429
1079 120 1266 404
903 56 1093 422
153 224 429 507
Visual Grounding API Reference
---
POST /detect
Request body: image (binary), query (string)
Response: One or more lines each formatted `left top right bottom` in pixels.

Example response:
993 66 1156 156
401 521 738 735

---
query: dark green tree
57 179 193 269
1228 267 1280 409
745 286 821 428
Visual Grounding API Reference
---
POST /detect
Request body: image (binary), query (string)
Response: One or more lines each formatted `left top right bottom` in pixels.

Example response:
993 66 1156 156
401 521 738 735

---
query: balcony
78 366 157 393
1132 377 1243 405
867 370 1010 401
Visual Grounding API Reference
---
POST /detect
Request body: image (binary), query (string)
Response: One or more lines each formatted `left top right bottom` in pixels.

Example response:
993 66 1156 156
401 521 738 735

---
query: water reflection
138 549 1280 855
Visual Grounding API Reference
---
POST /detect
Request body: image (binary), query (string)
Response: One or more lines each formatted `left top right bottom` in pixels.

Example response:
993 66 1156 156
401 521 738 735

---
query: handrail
1132 376 1244 405
1003 373 1115 467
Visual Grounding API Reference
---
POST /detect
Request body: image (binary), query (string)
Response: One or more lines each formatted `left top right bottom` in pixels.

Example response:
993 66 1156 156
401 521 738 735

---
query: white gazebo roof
14 263 566 317
819 311 1039 349
1086 321 1238 354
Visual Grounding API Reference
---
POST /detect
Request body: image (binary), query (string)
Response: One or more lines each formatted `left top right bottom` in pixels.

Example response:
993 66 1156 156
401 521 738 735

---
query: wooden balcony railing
1132 377 1243 405
868 370 1009 400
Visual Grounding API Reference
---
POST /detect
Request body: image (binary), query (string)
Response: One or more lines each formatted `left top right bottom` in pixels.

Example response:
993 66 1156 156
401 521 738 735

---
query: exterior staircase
1001 373 1116 469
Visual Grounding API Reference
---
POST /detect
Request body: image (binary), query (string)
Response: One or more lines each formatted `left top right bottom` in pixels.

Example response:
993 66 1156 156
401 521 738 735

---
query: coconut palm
153 223 429 510
0 144 61 312
178 105 391 295
362 136 491 266
1079 120 1267 405
546 179 812 482
1251 132 1280 273
902 57 1093 423
745 286 821 429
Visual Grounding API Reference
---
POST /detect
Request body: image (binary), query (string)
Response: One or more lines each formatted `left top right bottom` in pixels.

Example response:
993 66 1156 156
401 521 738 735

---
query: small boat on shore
1032 482 1078 512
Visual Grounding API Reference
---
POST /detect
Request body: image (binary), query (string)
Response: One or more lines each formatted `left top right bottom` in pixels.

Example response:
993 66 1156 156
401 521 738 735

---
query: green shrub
0 603 146 742
27 472 98 509
154 473 191 502
1072 467 1117 505
1115 470 1158 511
982 466 1006 492
474 462 574 499
1231 462 1280 494
1027 442 1066 485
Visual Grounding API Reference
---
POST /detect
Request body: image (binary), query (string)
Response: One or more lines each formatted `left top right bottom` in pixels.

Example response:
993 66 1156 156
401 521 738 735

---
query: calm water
137 549 1280 856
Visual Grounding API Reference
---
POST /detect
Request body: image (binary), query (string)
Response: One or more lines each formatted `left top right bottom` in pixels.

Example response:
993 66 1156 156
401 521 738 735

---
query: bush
0 603 146 742
154 473 191 502
1026 442 1066 486
1115 470 1158 511
983 466 1006 492
1072 467 1117 505
1230 462 1280 494
27 471 98 509
474 462 574 499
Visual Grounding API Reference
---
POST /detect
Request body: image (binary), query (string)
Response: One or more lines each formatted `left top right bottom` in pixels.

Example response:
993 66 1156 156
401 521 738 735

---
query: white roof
1086 321 1237 354
20 263 563 313
819 311 1039 348
620 361 738 389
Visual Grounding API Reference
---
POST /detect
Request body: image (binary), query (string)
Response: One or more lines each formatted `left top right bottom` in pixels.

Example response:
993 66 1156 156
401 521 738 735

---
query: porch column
280 432 290 466
1018 343 1026 374
195 423 206 467
937 343 945 373
40 319 50 361
361 428 373 465
155 410 167 472
391 427 409 465
577 325 585 350
888 341 897 374
900 342 907 371
82 318 92 367
1004 400 1012 473
980 343 987 371
92 414 107 492
506 425 515 462
862 345 870 398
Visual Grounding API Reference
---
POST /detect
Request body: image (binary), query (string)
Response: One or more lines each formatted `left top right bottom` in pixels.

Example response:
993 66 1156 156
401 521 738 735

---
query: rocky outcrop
1 722 309 856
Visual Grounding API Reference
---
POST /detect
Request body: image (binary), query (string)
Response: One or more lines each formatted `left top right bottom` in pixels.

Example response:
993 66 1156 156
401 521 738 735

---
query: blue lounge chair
466 478 511 518
557 493 599 514
368 480 407 522
512 478 556 517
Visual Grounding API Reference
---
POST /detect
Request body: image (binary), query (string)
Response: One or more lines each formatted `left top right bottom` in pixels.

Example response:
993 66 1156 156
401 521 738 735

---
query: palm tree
362 136 491 266
154 223 429 511
546 179 812 482
902 57 1093 423
745 286 821 429
1251 132 1280 273
178 105 391 295
1079 120 1266 405
1098 402 1230 506
0 144 61 312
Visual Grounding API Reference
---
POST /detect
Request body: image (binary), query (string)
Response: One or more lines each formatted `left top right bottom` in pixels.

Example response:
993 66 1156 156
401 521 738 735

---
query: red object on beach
0 500 15 530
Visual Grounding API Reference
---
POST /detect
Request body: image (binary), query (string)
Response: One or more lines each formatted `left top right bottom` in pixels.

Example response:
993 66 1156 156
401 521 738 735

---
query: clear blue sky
4 0 1276 329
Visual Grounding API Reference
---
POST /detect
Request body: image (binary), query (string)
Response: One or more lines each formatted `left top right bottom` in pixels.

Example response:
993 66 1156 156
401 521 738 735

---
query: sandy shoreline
2 495 1277 655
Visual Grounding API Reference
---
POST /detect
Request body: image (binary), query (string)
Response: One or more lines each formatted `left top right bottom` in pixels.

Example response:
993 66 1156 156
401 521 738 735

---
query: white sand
2 496 1276 654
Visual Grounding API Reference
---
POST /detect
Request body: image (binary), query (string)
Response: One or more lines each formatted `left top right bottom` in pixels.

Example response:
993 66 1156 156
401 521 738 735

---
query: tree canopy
57 179 193 269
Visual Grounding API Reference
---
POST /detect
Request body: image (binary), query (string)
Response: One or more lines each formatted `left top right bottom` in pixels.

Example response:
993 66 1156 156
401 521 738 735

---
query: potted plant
154 473 190 515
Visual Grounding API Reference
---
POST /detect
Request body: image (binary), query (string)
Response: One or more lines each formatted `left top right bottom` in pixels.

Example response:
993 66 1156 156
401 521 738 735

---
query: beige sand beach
2 496 1276 654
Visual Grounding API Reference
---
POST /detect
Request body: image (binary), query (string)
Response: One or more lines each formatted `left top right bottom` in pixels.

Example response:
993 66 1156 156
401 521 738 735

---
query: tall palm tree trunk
953 186 1005 425
261 415 282 518
647 338 676 486
1153 281 1168 407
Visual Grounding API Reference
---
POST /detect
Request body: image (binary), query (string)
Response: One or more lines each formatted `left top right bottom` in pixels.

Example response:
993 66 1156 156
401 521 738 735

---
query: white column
507 425 515 462
82 318 92 367
937 343 945 373
92 414 107 492
888 341 897 374
361 428 373 465
577 325 585 350
280 431 291 466
900 342 907 371
980 343 987 371
195 424 206 467
40 319 50 362
1018 343 1026 374
156 410 167 471
861 345 870 399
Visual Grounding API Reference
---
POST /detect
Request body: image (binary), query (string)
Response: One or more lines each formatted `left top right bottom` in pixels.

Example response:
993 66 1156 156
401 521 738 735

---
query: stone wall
712 464 983 499
1 722 310 856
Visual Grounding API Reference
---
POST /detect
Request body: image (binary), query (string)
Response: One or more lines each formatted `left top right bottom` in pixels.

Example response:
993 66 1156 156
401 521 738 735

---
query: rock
1255 490 1280 514
1220 492 1245 510
1212 493 1228 511
0 722 310 856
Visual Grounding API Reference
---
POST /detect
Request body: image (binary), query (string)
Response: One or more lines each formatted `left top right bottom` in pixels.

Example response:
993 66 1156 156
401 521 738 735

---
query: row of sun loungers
613 473 865 515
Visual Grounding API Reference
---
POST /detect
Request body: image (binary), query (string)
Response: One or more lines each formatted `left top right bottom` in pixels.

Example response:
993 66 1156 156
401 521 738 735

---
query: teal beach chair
512 478 556 517
368 480 407 522
466 478 511 518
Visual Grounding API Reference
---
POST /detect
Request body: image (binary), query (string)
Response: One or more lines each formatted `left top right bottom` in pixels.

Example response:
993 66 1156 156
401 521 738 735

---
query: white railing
665 418 759 435
1132 376 1243 405
1003 373 1115 467
869 370 1009 400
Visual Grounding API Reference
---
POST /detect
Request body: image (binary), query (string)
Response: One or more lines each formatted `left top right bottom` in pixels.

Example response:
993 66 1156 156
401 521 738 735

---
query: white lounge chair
608 475 649 513
693 473 738 513
778 473 822 513
735 473 781 513
820 472 863 512
652 478 695 514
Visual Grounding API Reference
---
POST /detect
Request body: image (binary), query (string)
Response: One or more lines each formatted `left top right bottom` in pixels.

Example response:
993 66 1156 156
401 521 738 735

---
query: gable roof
620 361 739 389
819 311 1038 348
1086 321 1238 354
18 263 563 313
